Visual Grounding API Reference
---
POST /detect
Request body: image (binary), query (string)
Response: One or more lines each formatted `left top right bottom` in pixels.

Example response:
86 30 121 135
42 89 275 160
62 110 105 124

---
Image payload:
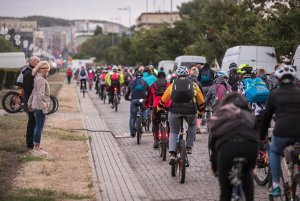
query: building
0 19 37 33
136 12 181 30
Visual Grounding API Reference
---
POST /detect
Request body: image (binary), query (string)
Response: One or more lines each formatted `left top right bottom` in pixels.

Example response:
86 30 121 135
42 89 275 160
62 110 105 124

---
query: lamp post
118 6 131 37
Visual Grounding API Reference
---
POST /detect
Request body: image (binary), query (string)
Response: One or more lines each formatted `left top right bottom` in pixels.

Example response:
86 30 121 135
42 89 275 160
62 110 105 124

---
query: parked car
174 55 207 70
158 60 174 73
292 45 300 79
221 46 277 74
0 52 26 68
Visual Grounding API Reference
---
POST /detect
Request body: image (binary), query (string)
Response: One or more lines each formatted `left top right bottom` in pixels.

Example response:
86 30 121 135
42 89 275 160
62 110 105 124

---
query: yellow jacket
158 81 205 114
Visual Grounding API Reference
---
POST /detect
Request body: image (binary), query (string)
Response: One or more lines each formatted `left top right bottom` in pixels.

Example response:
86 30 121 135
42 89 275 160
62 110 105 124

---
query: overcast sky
0 0 191 27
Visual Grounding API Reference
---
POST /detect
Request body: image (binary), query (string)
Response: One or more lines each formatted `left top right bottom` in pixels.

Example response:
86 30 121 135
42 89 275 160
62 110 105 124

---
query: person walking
27 61 51 155
23 56 40 149
66 67 72 84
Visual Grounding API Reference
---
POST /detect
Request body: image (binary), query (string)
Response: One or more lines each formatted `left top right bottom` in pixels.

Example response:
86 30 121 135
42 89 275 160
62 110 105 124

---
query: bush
0 69 6 90
4 70 17 89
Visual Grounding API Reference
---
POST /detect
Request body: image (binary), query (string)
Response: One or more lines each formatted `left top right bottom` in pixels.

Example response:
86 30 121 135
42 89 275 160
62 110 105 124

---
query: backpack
154 79 167 96
171 78 194 103
200 69 211 84
134 78 146 92
216 84 231 102
100 73 106 81
110 72 119 81
67 68 72 77
16 65 29 86
242 78 270 103
124 73 132 84
80 69 86 77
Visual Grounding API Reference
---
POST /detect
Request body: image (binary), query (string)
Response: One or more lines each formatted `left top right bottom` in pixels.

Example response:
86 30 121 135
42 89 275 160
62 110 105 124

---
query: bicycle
201 105 213 131
158 109 169 161
134 99 145 145
111 86 119 112
228 157 248 201
268 143 300 201
144 106 152 131
103 86 107 104
253 142 270 186
1 90 58 115
171 117 189 184
80 81 86 98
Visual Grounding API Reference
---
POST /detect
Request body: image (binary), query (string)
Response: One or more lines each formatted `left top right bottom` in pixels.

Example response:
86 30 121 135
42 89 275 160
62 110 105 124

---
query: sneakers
130 133 136 138
169 154 176 165
153 141 159 149
186 147 192 154
269 186 281 197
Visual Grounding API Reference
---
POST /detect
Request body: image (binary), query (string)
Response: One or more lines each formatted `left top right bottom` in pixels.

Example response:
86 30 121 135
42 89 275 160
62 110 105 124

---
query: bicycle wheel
161 125 167 161
136 117 142 144
253 145 270 186
45 95 57 115
171 163 176 177
292 174 300 201
1 91 23 113
103 92 106 104
114 95 118 112
178 139 186 183
51 95 59 112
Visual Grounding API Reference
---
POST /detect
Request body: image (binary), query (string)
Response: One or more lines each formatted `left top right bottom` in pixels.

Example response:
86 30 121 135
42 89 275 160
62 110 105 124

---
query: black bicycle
111 85 119 112
158 109 169 161
1 90 58 115
253 142 270 186
135 99 144 144
171 117 189 184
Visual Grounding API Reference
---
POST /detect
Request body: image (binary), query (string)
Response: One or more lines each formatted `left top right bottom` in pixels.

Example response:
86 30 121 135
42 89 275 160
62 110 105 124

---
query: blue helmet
216 70 228 78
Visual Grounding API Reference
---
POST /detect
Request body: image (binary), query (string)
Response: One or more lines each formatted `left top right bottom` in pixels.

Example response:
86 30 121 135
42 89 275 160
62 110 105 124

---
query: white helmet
175 66 189 76
274 64 295 83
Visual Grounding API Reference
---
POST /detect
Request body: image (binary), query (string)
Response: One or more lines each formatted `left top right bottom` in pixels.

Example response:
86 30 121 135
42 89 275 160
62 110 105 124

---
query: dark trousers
67 76 71 84
26 111 36 148
217 141 258 201
109 83 120 103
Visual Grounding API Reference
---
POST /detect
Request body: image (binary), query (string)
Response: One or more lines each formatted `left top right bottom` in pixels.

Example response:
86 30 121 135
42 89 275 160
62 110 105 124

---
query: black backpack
171 78 194 103
155 79 167 96
80 69 86 77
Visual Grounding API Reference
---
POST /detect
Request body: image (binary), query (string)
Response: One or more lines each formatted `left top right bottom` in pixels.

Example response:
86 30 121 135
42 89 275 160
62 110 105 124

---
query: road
89 91 269 201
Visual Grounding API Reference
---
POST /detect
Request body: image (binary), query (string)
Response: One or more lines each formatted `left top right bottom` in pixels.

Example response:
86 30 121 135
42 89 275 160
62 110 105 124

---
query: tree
94 25 103 36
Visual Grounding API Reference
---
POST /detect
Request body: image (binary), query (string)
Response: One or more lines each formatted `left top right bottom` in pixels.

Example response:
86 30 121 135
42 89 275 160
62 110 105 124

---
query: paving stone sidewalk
75 86 148 201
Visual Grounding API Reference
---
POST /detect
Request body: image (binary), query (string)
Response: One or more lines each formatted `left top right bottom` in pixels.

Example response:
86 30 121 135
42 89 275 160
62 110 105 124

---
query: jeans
33 110 46 144
269 136 298 183
168 112 197 152
129 99 148 135
26 111 35 148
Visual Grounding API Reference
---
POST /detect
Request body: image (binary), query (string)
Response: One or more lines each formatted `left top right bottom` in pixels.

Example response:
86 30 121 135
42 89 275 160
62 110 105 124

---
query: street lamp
118 6 131 37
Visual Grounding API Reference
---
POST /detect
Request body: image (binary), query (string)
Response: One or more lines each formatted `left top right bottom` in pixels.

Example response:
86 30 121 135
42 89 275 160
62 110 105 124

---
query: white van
0 52 26 68
221 46 277 73
158 60 174 73
174 55 207 69
292 45 300 79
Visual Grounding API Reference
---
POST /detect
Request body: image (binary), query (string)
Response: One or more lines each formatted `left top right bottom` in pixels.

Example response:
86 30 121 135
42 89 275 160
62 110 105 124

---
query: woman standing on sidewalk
27 61 51 155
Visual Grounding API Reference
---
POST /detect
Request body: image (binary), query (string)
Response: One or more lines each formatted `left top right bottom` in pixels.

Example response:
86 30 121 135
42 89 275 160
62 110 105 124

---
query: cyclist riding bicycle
125 71 149 138
205 70 232 110
106 66 122 107
88 69 94 90
78 66 88 91
157 66 205 164
146 69 171 148
259 64 300 197
99 68 108 100
208 92 258 201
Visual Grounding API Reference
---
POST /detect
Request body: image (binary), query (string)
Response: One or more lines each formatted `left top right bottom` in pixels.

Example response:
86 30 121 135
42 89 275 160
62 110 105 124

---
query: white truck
221 46 277 73
174 55 207 69
0 52 26 68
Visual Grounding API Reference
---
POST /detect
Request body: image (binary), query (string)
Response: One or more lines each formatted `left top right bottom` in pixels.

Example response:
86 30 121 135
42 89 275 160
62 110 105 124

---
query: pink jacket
28 73 50 114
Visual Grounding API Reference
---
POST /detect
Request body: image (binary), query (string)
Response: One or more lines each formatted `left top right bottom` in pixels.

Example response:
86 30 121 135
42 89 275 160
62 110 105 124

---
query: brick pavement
76 87 148 201
87 90 270 201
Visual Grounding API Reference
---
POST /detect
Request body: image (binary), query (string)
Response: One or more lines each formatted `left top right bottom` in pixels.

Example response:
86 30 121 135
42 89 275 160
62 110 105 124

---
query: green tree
94 25 103 36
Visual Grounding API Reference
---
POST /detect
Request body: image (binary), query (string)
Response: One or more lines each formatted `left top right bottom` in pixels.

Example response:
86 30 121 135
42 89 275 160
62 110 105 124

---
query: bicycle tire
171 164 176 177
114 95 118 112
103 93 106 104
45 95 57 115
178 139 186 184
51 95 59 112
292 174 300 200
1 91 23 113
253 144 270 186
136 117 142 144
161 125 167 161
159 124 163 157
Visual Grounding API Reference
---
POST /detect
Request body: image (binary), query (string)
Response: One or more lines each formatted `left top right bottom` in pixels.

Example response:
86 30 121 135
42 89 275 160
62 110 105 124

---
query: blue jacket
142 72 157 87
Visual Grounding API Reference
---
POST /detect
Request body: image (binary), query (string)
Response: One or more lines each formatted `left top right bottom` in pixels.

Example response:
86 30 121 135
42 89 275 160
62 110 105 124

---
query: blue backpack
200 69 211 84
242 78 270 103
134 78 146 92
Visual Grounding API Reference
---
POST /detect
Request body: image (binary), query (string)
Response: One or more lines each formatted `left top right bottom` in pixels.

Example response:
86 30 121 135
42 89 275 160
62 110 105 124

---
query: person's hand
27 106 32 112
157 106 162 111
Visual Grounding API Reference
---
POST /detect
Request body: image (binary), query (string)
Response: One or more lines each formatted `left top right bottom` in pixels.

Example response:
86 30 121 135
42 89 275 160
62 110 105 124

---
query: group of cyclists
74 60 300 200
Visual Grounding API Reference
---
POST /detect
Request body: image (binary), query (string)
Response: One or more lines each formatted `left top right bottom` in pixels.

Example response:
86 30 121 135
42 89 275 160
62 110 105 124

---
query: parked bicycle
1 90 58 115
158 109 169 161
268 143 300 201
171 117 189 184
228 157 248 201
